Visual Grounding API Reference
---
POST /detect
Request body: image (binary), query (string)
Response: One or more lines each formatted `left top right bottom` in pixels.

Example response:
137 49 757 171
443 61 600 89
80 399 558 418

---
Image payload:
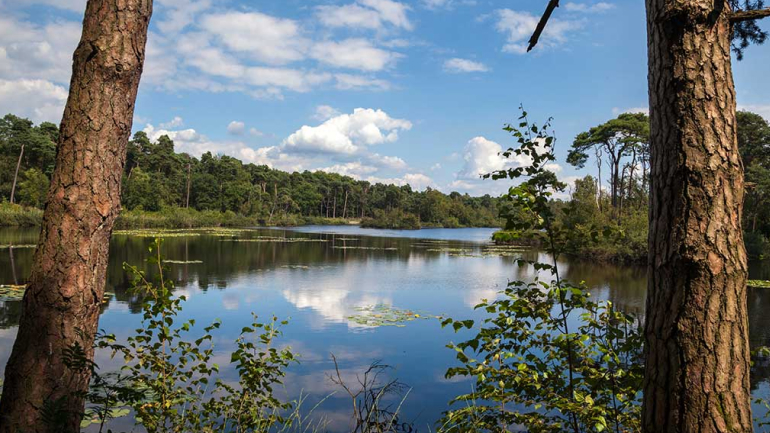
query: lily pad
347 305 438 328
333 246 398 251
0 285 27 301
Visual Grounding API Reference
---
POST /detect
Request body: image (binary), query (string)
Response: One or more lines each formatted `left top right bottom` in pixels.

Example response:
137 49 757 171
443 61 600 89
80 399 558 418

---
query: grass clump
0 202 43 227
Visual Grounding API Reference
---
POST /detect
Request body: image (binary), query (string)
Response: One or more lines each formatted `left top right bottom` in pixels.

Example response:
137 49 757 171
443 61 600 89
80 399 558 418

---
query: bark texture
0 1 152 431
643 0 752 432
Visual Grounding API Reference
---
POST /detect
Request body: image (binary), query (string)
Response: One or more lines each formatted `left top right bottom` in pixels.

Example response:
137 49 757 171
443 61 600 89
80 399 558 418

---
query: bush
361 209 421 230
442 113 643 433
115 207 256 229
80 240 300 432
0 202 43 227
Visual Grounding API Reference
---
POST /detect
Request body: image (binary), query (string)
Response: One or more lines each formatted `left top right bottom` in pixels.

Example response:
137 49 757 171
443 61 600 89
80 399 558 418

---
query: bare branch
731 7 770 22
528 0 561 52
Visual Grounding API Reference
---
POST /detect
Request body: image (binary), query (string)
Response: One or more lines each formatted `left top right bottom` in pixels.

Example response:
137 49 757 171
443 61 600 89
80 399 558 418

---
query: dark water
0 226 769 431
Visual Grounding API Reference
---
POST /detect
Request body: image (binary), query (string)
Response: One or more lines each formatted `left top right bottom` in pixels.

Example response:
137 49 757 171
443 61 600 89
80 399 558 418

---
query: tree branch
528 0 561 52
730 7 770 22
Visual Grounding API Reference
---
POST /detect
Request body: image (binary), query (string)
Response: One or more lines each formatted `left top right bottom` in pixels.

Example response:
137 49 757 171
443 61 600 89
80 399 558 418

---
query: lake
1 226 769 431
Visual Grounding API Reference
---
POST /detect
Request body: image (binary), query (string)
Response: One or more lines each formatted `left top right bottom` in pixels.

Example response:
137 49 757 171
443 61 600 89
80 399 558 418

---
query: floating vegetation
113 227 266 238
335 238 360 241
164 260 204 264
80 408 130 428
419 245 527 258
748 280 770 289
281 265 310 269
0 285 115 303
230 238 328 243
425 248 475 253
0 244 36 249
0 285 26 301
114 229 202 238
347 305 438 328
332 246 398 251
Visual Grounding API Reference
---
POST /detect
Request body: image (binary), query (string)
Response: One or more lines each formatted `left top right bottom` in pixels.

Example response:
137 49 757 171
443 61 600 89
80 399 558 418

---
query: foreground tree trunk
0 1 152 431
643 0 752 431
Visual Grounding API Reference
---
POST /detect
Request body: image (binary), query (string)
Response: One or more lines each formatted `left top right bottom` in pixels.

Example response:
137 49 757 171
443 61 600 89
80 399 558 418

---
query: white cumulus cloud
200 12 307 65
0 78 68 123
282 108 412 155
443 58 489 73
564 2 614 13
311 39 401 72
316 0 413 31
227 121 246 135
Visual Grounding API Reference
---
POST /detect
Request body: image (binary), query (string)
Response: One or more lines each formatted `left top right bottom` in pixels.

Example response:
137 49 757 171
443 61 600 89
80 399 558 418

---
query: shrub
441 111 644 433
0 202 43 227
84 239 300 432
361 209 421 230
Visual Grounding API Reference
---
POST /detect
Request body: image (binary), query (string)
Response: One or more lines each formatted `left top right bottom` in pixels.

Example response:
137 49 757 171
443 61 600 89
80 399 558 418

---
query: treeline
497 110 770 262
0 114 501 228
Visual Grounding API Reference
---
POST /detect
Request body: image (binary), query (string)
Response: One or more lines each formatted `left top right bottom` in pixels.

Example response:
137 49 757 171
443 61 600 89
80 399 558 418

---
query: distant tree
567 113 649 209
17 168 49 208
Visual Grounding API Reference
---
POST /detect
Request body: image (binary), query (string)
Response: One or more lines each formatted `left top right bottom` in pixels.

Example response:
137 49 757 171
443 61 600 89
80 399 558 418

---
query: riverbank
0 203 43 227
0 204 358 229
492 229 647 264
1 204 501 230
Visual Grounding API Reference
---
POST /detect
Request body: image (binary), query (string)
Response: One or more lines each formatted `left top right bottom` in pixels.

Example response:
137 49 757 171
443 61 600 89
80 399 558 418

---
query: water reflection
0 226 769 428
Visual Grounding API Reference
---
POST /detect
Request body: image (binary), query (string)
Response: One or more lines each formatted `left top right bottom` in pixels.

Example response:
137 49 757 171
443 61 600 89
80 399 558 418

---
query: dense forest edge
2 110 769 263
0 113 501 230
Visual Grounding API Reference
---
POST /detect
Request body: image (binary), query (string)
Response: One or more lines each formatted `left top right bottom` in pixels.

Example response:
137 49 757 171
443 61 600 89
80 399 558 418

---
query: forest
0 113 501 229
3 109 770 261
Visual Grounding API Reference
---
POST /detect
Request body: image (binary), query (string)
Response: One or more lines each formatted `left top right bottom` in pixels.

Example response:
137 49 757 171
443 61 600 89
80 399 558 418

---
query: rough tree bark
642 0 752 431
0 1 152 431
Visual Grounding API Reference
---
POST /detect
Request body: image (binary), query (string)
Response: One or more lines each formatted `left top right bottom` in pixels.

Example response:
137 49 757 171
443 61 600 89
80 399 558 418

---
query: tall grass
0 203 43 227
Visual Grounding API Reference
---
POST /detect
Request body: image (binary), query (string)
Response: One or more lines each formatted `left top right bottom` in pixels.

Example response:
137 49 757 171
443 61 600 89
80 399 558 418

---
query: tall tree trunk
185 162 191 208
0 1 152 431
9 144 24 205
343 189 348 219
642 0 752 431
612 155 620 208
595 148 603 212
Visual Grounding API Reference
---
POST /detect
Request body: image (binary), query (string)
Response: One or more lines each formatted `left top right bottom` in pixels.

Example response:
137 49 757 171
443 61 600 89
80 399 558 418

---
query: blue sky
1 0 768 195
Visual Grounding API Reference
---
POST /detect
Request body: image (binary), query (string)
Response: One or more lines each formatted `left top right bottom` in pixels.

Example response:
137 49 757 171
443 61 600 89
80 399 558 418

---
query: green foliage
441 110 644 433
17 168 49 208
0 202 43 227
90 239 300 432
361 209 421 230
0 114 57 202
0 113 501 228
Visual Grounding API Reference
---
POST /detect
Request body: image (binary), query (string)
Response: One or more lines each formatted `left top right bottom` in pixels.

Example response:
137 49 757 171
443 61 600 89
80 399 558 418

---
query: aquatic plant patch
0 285 114 303
113 229 202 238
347 305 439 327
332 246 398 251
230 238 328 243
0 285 27 301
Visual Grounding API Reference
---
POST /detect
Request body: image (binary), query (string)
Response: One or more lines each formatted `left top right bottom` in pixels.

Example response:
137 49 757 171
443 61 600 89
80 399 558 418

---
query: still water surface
0 226 769 430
